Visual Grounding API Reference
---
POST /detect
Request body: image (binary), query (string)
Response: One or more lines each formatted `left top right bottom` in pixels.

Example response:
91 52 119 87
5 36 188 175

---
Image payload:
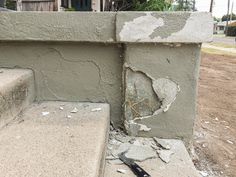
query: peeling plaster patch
124 64 180 135
125 120 151 136
153 78 180 112
154 13 213 42
119 13 164 42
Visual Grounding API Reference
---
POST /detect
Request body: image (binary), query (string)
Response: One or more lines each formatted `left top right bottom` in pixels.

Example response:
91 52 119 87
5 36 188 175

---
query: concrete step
0 68 35 128
105 138 200 177
0 101 110 177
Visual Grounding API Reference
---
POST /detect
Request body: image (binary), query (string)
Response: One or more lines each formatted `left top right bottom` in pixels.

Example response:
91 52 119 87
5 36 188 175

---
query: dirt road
194 52 236 177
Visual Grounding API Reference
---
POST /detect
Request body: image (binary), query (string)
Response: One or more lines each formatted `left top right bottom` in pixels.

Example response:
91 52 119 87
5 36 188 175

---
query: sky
195 0 236 18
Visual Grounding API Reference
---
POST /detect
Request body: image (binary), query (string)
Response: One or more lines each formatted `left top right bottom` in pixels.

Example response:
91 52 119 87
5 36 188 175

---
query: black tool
118 151 151 177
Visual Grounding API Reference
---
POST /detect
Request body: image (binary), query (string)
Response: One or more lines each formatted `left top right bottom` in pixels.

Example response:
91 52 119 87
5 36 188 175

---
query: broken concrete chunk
117 168 126 174
70 107 78 113
153 137 171 150
91 108 102 112
157 149 174 163
152 78 180 112
42 112 50 116
108 159 124 165
113 143 157 162
59 106 64 110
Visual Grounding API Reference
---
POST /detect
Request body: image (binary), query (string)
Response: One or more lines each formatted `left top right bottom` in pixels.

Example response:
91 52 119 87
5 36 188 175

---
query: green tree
222 14 236 21
133 0 171 11
173 0 196 11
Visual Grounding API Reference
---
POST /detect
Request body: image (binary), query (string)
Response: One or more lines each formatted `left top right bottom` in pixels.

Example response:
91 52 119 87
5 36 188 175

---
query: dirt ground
193 52 236 177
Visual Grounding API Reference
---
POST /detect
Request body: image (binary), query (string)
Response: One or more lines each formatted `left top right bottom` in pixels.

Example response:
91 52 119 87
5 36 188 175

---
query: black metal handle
130 163 151 177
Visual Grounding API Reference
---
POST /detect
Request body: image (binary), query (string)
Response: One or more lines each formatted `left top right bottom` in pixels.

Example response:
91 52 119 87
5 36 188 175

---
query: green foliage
222 14 236 21
227 26 236 36
173 0 196 11
227 22 236 36
5 0 15 10
133 0 171 11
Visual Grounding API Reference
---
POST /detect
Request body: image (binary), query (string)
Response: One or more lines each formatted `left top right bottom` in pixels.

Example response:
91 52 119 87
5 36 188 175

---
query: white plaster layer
119 13 164 42
118 12 213 43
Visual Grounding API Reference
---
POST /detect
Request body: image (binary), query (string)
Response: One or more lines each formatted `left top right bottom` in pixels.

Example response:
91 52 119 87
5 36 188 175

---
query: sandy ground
193 52 236 177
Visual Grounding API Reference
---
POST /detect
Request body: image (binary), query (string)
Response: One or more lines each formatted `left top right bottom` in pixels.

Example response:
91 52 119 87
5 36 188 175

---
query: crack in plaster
124 63 180 135
45 48 114 86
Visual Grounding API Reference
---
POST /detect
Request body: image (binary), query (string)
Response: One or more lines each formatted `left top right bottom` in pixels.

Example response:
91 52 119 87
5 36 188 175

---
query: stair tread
0 101 109 177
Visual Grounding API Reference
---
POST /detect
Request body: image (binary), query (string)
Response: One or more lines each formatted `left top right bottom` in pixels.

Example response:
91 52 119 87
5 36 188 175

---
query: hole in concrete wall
125 68 162 119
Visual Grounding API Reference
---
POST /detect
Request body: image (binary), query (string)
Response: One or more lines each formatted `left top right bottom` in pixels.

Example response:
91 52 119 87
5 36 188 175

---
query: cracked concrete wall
0 12 213 142
0 42 123 126
124 44 201 141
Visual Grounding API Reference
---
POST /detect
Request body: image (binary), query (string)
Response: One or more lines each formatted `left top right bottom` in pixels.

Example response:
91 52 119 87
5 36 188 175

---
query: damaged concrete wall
124 44 201 141
0 12 213 142
0 42 123 126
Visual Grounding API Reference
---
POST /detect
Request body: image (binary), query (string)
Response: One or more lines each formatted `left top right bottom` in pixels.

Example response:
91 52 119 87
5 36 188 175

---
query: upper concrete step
0 101 110 177
0 68 35 128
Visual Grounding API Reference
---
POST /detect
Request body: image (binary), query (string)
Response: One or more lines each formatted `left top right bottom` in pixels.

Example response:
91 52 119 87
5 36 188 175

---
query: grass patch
201 47 236 56
211 42 236 49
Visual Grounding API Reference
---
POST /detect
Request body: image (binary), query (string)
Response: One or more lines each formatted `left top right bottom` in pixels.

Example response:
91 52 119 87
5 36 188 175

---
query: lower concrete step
0 101 110 177
105 136 200 177
0 68 35 128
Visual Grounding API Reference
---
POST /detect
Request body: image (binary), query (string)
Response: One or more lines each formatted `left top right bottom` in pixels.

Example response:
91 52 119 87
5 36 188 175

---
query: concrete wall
0 12 213 142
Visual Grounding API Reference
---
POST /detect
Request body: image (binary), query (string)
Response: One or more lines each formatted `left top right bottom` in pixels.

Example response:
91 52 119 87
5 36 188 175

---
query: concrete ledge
116 12 213 43
0 12 213 43
0 12 116 42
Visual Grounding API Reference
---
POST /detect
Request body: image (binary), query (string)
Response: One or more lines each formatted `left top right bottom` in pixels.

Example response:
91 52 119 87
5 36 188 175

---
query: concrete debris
70 107 78 113
154 137 171 150
226 140 234 145
108 159 124 165
59 106 64 110
91 108 102 112
42 112 50 116
112 143 157 162
67 115 72 118
157 149 174 163
117 169 126 174
199 171 208 177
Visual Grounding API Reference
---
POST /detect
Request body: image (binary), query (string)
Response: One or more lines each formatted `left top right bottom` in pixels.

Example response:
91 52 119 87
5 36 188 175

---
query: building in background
11 0 105 11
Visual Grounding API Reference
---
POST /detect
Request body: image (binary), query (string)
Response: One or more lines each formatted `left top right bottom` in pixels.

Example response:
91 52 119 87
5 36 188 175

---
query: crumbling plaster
123 44 201 141
0 12 212 141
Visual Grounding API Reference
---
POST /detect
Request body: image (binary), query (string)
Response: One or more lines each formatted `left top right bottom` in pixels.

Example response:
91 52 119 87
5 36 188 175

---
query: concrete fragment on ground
105 137 200 177
112 143 157 162
0 101 110 177
153 137 172 150
157 149 175 163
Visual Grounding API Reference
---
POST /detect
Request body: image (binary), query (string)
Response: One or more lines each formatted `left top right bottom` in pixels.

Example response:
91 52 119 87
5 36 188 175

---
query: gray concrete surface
0 12 213 142
105 139 200 177
0 43 123 127
0 68 35 128
0 12 116 42
124 44 201 141
0 12 212 43
117 12 213 43
0 101 110 177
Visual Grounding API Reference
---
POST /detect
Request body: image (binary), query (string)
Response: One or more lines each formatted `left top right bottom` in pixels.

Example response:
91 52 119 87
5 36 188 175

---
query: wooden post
209 0 214 13
16 0 23 11
225 0 231 35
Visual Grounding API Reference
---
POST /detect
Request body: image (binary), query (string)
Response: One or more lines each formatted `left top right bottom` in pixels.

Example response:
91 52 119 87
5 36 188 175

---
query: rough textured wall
0 42 123 126
124 44 201 141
